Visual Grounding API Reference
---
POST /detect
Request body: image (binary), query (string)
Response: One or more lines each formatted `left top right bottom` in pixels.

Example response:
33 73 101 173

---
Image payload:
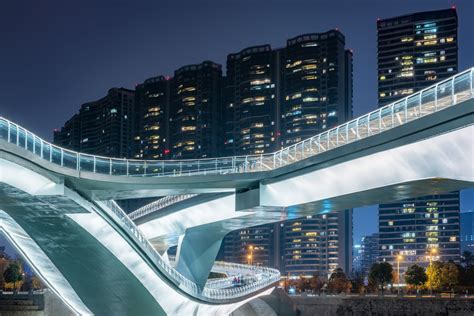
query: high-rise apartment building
54 88 135 158
281 30 353 277
221 31 353 275
379 193 461 271
461 211 474 254
221 46 282 268
377 8 460 270
282 31 353 146
134 76 171 159
377 8 458 106
224 45 281 155
171 61 222 159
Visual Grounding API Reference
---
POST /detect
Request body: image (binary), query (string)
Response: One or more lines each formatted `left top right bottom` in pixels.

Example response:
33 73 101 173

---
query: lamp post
397 254 403 294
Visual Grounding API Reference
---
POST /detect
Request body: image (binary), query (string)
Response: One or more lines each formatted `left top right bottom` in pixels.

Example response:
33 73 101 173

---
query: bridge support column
175 227 228 292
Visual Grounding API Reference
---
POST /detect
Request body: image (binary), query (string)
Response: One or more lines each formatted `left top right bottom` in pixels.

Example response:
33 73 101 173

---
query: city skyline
1 0 474 251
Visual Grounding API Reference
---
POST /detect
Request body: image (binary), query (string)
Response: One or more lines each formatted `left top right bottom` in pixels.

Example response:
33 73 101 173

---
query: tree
462 251 474 268
440 262 459 291
369 262 393 294
3 262 23 291
426 261 443 292
351 271 365 294
309 272 324 292
297 275 310 293
404 264 427 290
328 268 352 294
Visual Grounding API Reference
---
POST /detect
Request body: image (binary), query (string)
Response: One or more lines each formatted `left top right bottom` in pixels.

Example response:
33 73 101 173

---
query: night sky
0 0 473 249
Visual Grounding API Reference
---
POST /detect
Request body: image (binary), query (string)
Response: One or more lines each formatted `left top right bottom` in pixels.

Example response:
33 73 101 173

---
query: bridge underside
139 124 474 256
0 163 271 315
0 183 166 316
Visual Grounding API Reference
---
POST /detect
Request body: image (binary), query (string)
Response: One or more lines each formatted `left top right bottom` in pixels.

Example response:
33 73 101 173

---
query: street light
397 254 403 294
429 248 437 265
248 246 254 265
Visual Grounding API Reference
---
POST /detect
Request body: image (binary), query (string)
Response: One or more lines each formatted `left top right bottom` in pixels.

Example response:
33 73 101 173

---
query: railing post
93 156 96 173
60 148 64 166
391 104 394 128
471 68 474 97
76 153 80 171
109 159 112 175
244 156 248 172
126 160 129 176
7 121 10 143
419 92 422 117
378 109 382 131
451 76 455 105
435 82 438 111
404 98 408 124
356 118 360 139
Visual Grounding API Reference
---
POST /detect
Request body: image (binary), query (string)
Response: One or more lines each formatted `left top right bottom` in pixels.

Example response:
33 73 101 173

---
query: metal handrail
97 200 280 301
1 68 472 178
128 194 197 220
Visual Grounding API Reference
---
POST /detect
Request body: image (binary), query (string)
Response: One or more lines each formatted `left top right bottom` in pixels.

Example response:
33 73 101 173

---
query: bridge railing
128 194 197 221
0 68 472 177
98 200 280 301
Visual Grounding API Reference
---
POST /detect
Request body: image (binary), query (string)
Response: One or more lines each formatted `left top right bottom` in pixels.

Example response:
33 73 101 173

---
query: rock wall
292 295 474 316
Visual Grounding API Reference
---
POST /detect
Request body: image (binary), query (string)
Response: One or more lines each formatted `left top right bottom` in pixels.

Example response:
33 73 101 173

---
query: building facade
280 30 353 277
377 8 458 106
282 30 353 146
221 223 282 269
461 211 474 254
54 88 135 158
134 76 171 159
171 61 222 159
360 233 379 275
377 8 460 270
282 211 352 278
379 193 461 271
224 45 281 155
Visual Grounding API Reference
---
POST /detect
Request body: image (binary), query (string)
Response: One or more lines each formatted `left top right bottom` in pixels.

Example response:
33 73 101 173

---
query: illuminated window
450 236 457 242
181 126 196 132
388 221 394 226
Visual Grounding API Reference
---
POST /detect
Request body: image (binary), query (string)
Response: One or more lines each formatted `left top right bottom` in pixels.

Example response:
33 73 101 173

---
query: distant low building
461 210 474 254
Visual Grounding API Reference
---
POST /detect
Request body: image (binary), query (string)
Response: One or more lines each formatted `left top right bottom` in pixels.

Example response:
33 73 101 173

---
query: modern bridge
0 68 473 315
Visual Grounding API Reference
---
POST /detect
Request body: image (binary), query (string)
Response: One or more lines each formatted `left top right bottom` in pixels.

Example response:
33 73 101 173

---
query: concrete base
231 288 298 316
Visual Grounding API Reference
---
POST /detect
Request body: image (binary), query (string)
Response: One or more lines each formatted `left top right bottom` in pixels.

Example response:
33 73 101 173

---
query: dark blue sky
0 0 473 249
